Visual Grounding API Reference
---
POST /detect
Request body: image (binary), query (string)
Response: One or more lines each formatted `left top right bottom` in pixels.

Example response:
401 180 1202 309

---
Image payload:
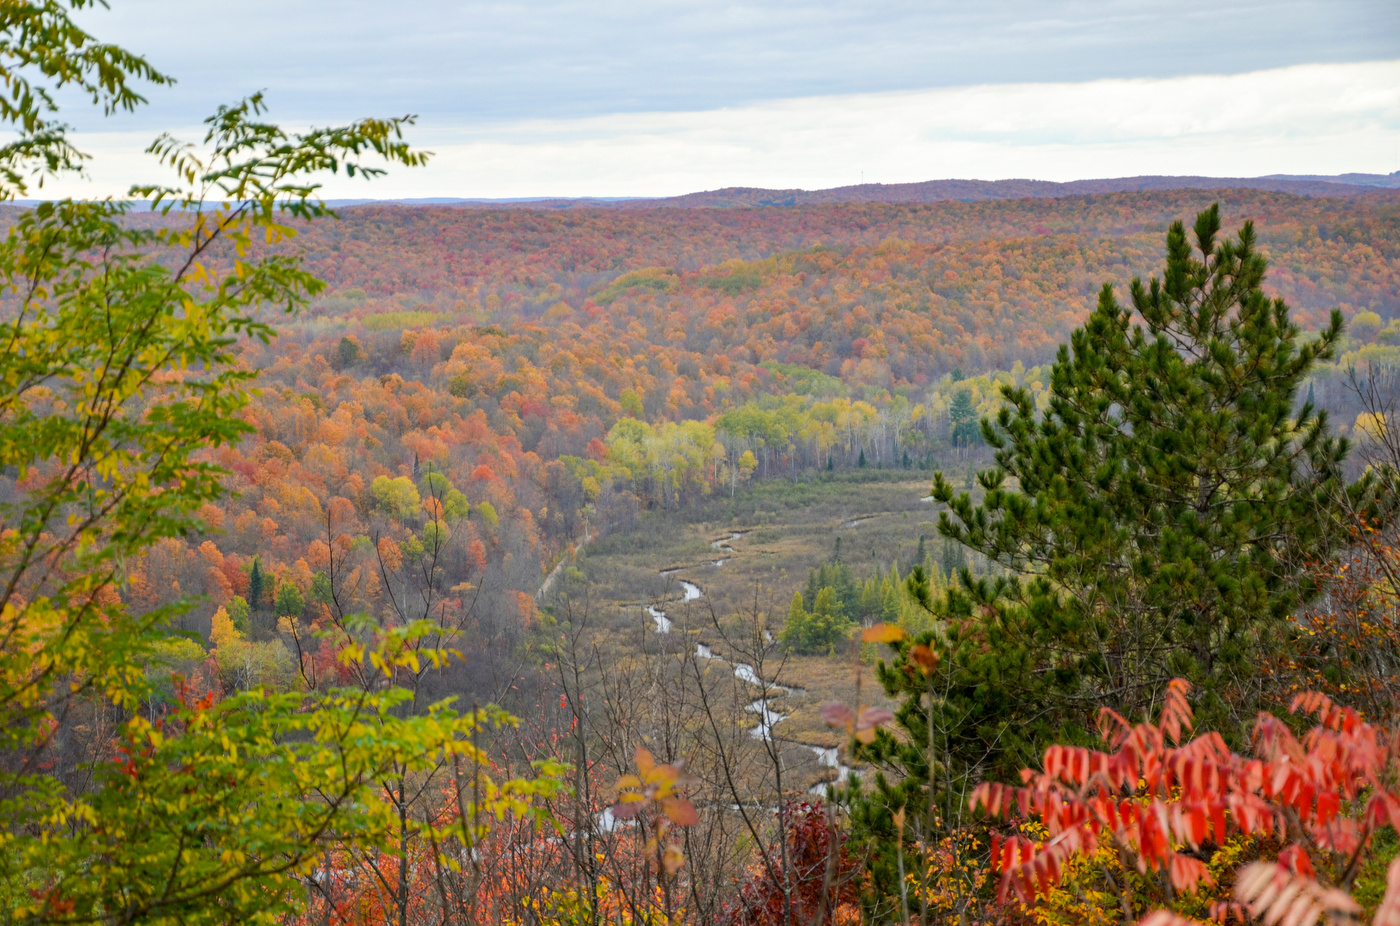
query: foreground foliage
976 679 1400 925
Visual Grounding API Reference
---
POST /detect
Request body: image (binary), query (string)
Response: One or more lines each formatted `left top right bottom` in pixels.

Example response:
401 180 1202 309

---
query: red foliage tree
973 679 1400 925
720 800 862 926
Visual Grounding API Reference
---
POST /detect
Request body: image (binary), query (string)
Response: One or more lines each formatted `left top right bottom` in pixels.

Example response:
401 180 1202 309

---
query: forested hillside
263 190 1400 320
138 189 1398 656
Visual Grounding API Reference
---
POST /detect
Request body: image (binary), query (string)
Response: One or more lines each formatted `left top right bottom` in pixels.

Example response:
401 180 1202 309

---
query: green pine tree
934 204 1380 730
335 336 360 369
858 577 883 623
802 569 821 611
939 535 965 578
811 560 859 618
248 559 266 613
849 206 1389 912
948 389 978 447
880 567 901 624
808 587 850 653
781 587 852 654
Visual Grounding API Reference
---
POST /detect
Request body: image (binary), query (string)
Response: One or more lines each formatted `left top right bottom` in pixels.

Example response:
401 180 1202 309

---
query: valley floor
543 468 958 792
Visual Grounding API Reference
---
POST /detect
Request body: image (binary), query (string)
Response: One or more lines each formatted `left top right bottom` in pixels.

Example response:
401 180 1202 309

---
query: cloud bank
74 0 1399 125
44 60 1400 199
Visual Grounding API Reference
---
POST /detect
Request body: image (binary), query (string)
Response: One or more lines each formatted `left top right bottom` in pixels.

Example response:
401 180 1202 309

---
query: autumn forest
146 187 1399 651
7 9 1400 926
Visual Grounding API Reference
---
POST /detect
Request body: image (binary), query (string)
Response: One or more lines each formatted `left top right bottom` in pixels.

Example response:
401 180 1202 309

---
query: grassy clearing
545 458 992 789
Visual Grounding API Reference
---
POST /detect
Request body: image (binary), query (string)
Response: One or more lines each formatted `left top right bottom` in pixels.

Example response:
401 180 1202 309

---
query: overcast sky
39 1 1400 197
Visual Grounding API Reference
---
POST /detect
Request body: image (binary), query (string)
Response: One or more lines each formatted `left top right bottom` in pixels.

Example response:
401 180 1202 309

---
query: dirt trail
535 530 592 601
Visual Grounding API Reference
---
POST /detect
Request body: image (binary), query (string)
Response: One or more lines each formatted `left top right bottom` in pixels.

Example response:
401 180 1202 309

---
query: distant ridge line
631 174 1400 208
6 174 1396 212
322 173 1400 210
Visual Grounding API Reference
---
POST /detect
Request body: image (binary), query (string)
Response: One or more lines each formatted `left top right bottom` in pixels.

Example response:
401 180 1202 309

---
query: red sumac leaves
975 678 1400 924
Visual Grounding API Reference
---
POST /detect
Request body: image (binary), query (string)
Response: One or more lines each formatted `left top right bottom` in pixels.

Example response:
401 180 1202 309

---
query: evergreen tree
858 447 866 467
834 564 860 618
780 591 810 651
248 558 266 613
939 535 965 577
948 389 979 447
880 566 901 624
335 336 360 369
809 560 860 618
802 569 821 611
858 577 883 623
809 587 849 648
850 206 1388 910
784 583 856 654
933 205 1379 729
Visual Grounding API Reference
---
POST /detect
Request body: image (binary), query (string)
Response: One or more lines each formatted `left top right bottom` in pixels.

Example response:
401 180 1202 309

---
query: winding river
646 530 853 795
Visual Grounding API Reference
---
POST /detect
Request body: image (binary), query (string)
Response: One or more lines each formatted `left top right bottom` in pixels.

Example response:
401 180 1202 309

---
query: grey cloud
64 0 1400 132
